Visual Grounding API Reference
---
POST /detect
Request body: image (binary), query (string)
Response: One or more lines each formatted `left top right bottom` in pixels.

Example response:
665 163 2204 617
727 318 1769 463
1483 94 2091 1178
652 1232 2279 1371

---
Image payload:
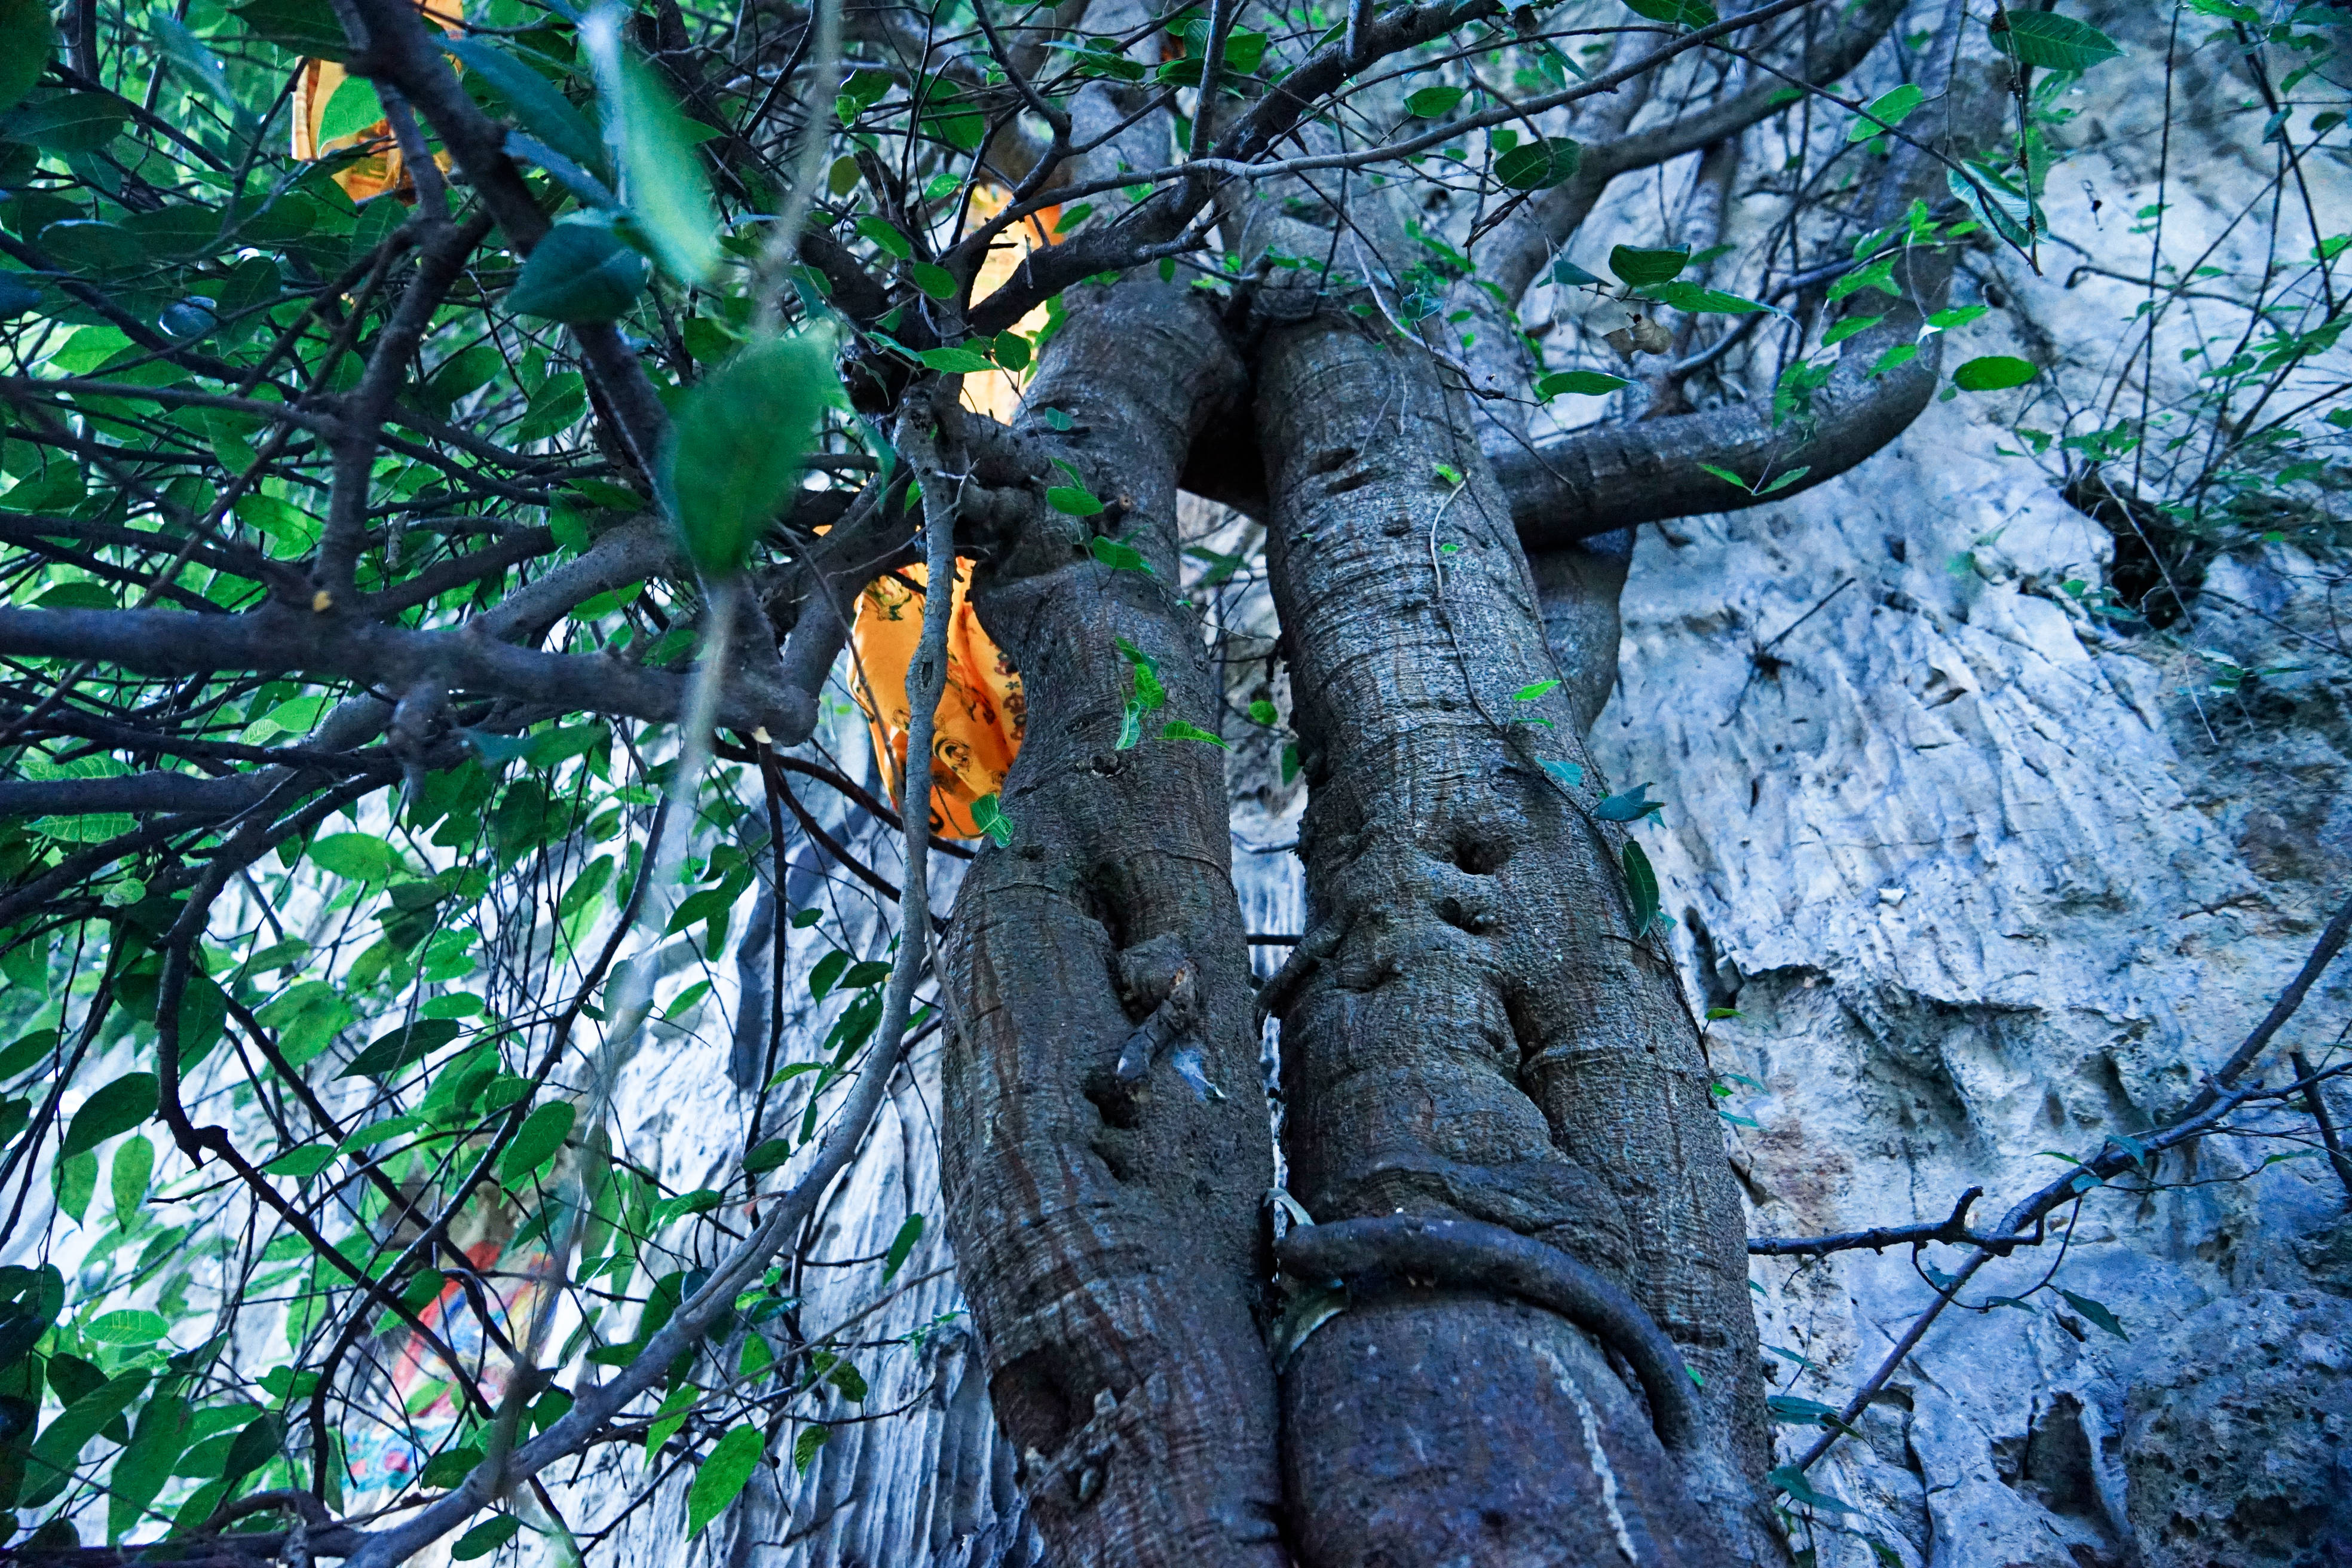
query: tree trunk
940 280 1287 1566
1254 307 1777 1563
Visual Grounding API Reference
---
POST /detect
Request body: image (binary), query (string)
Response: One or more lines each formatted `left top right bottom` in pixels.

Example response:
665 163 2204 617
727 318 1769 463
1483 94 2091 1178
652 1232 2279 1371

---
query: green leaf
1550 258 1602 287
53 1149 96 1223
1161 719 1230 749
1768 1463 1858 1513
916 345 995 374
1622 0 1716 24
1757 465 1812 495
792 1424 828 1472
337 1018 462 1080
855 215 912 259
1608 244 1690 287
1494 136 1581 191
85 1308 169 1345
316 74 384 142
309 831 402 883
1541 759 1584 789
882 1213 924 1281
24 1370 148 1506
665 332 835 576
2 93 127 151
109 1391 191 1539
648 1188 726 1229
262 1146 336 1181
1826 256 1900 304
507 220 650 324
223 1414 283 1483
1697 462 1750 491
590 25 719 284
417 1441 480 1491
992 332 1031 371
1953 354 2036 391
1511 679 1560 702
1990 10 2120 72
0 1029 59 1081
1621 838 1666 938
500 1101 576 1183
451 1515 523 1560
1819 313 1884 348
1866 342 1919 379
109 1134 153 1217
1404 85 1465 117
0 0 57 120
1948 163 2036 247
1848 83 1924 140
446 36 606 179
820 1357 866 1402
808 950 852 1001
1535 370 1630 398
1925 304 1988 331
910 262 959 301
1643 280 1768 314
970 794 1013 849
231 0 347 57
1090 536 1151 571
1597 783 1664 822
62 1073 157 1158
1247 699 1280 725
2056 1288 2129 1340
688 1425 765 1536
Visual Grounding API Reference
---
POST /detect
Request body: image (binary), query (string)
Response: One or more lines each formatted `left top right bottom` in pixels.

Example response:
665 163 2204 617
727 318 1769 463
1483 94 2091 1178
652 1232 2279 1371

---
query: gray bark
1254 306 1775 1564
939 281 1286 1567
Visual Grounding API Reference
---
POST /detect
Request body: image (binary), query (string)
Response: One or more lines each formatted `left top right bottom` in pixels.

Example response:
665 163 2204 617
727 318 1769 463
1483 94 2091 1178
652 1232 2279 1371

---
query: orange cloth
292 4 463 203
850 558 1024 840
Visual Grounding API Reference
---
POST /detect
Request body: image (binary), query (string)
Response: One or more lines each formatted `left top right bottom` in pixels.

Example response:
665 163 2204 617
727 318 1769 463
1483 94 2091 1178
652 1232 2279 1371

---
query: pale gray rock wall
1602 308 2352 1567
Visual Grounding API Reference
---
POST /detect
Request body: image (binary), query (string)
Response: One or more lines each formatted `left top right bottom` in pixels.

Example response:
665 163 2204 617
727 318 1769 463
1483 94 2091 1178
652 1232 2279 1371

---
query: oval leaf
498 1101 576 1183
664 332 835 576
337 1018 462 1080
915 345 995 374
507 220 651 325
85 1309 168 1345
1952 354 2036 391
1404 85 1465 117
1849 82 1924 140
445 36 606 179
1990 11 2120 72
61 1073 157 1158
1608 244 1690 287
0 0 57 120
1494 136 1581 191
2 93 126 151
451 1515 523 1561
688 1424 765 1536
1536 370 1631 399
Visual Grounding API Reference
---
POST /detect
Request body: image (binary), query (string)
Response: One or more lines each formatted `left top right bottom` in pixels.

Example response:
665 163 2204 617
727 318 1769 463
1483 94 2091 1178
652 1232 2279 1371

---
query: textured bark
1492 53 2005 547
1255 308 1775 1564
939 281 1286 1566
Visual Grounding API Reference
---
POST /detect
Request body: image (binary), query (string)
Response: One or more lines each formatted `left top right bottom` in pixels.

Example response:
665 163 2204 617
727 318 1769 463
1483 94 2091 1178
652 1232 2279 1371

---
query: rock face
2121 1290 2352 1568
1607 395 2352 1568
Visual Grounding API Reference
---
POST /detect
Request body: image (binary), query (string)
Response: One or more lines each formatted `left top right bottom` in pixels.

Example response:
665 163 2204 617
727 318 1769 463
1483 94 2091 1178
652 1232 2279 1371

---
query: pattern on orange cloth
957 186 1060 423
292 4 462 203
850 557 1024 841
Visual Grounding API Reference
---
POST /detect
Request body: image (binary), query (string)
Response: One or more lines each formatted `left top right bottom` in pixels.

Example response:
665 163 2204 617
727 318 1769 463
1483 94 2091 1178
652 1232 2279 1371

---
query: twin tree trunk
938 280 1774 1564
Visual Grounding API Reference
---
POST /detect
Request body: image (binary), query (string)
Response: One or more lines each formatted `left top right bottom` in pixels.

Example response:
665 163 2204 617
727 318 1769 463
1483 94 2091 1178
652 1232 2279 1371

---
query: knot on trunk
1109 935 1220 1101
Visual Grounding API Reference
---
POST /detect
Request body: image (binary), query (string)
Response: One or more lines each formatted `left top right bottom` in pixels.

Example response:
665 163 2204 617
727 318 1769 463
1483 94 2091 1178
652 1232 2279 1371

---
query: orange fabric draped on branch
850 560 1024 841
290 3 463 203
